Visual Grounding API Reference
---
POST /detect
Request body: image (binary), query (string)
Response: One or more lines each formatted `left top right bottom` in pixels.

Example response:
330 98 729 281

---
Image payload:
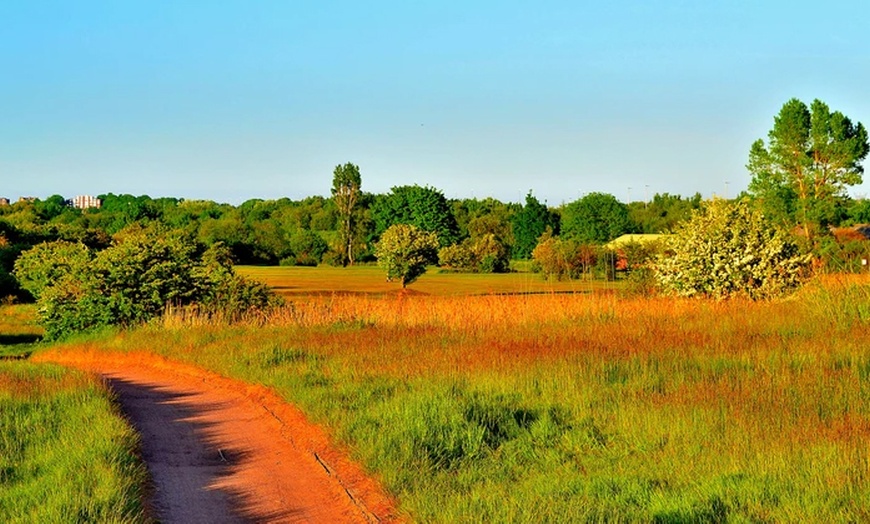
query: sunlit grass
237 264 623 297
0 305 43 357
0 361 149 523
42 274 870 522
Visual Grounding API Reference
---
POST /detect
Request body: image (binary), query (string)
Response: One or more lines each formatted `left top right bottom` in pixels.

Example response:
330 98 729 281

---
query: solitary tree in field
331 162 362 265
748 98 869 239
375 224 439 288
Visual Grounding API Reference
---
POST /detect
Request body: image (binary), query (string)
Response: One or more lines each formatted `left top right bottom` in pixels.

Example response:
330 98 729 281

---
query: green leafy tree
372 185 459 247
375 224 439 288
511 192 559 259
748 98 869 238
655 199 811 300
561 192 633 243
33 195 71 222
331 162 362 265
13 241 93 300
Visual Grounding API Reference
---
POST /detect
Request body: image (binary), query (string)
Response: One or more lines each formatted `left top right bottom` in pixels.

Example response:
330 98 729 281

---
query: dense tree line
1 185 868 286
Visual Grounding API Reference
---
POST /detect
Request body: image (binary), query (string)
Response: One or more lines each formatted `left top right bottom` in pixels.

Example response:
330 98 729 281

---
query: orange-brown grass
45 275 870 521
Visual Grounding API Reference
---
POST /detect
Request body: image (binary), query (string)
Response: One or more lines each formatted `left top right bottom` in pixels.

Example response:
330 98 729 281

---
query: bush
438 234 510 273
531 230 597 280
14 227 277 339
655 199 811 299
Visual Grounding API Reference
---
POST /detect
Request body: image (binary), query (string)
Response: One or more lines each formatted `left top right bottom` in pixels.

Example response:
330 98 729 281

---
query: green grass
55 276 870 522
0 361 149 523
237 263 624 297
0 305 43 359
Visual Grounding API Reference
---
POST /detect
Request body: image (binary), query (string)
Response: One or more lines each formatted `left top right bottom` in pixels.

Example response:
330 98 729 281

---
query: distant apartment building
18 196 36 203
0 197 9 206
71 195 102 209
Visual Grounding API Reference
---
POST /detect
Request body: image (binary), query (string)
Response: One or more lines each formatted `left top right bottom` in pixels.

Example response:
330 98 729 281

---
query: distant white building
71 195 102 209
0 197 9 206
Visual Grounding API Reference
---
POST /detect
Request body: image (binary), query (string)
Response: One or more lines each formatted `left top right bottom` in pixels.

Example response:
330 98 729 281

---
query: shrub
655 199 811 299
14 227 277 339
531 231 597 280
438 234 510 273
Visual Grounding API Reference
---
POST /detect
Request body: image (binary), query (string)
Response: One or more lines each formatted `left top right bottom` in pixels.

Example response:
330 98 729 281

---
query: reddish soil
34 349 401 524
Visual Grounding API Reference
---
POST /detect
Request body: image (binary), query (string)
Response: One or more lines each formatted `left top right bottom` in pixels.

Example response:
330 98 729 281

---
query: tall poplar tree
331 162 362 265
748 98 869 239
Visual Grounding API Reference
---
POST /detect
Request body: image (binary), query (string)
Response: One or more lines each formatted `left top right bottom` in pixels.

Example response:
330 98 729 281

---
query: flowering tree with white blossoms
656 199 811 300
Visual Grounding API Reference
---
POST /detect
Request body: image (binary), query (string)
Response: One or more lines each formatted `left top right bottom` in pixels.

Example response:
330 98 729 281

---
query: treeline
0 189 707 265
1 185 868 292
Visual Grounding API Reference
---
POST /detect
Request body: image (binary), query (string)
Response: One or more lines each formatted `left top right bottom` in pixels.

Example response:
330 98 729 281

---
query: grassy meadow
0 305 149 523
0 361 149 523
45 267 870 522
237 264 622 297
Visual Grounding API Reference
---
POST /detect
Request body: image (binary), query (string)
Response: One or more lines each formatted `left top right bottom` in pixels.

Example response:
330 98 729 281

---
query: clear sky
2 1 869 205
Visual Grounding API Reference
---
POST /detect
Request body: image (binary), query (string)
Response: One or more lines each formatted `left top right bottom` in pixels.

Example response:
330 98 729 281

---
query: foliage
14 226 276 339
656 199 812 299
331 162 363 265
616 240 666 296
375 224 439 287
628 192 702 234
532 229 597 280
13 241 92 300
287 229 328 266
846 198 870 225
438 234 510 273
372 185 459 247
510 191 559 259
817 233 870 274
561 192 633 243
748 98 869 238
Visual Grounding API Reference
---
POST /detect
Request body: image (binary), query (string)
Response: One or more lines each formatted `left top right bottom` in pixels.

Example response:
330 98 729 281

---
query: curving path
34 350 400 524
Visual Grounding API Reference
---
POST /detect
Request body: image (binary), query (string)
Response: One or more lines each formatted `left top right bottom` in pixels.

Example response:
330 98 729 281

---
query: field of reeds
45 269 870 522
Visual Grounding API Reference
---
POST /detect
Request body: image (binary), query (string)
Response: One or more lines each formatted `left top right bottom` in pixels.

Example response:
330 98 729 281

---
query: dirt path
34 349 400 524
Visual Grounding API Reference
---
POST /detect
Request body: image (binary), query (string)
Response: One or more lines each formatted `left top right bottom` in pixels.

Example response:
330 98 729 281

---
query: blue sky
2 1 869 205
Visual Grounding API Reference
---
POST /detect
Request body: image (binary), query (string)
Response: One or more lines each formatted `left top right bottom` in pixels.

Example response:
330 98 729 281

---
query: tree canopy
375 224 439 288
748 98 869 238
510 192 559 259
560 192 633 244
372 185 459 247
